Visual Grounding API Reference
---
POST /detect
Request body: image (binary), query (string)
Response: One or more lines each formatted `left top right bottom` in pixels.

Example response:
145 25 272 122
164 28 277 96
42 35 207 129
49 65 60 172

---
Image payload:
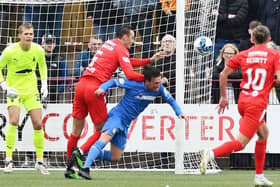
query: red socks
66 133 80 162
213 140 243 158
66 131 102 163
255 140 267 174
212 139 267 174
80 131 101 153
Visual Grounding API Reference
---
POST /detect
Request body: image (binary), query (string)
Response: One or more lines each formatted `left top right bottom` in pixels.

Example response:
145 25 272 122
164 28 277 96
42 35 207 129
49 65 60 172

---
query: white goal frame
0 0 221 174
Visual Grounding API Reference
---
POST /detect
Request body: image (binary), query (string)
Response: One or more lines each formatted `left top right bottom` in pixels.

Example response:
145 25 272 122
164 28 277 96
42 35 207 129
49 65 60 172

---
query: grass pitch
0 170 279 187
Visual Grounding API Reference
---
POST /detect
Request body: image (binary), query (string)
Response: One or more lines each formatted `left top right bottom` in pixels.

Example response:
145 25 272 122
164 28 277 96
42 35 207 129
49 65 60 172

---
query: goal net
0 0 220 174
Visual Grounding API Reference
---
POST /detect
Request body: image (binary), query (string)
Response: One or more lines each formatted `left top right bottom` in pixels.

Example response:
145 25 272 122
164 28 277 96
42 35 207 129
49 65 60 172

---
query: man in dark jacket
214 0 248 61
253 0 280 104
41 33 69 103
212 59 242 104
258 0 280 46
115 0 156 58
87 0 124 42
74 36 103 77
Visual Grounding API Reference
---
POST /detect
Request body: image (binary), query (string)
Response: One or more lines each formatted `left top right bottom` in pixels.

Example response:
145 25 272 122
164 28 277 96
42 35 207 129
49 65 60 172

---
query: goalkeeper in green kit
0 23 49 174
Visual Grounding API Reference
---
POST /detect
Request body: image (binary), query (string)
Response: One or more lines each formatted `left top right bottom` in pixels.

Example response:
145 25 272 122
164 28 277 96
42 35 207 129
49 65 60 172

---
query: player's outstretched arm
160 85 183 116
97 79 137 95
130 58 151 67
178 114 187 119
97 79 118 94
95 79 127 96
129 51 167 67
115 45 145 81
150 51 167 63
119 60 145 81
218 66 235 114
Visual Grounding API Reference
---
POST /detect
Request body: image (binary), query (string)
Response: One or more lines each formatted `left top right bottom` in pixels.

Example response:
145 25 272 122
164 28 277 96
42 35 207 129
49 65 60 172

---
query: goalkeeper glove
40 79 48 100
0 81 18 99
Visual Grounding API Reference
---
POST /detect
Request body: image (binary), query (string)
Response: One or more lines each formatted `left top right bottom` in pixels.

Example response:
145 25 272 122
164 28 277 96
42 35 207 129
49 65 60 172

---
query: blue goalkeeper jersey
100 78 183 128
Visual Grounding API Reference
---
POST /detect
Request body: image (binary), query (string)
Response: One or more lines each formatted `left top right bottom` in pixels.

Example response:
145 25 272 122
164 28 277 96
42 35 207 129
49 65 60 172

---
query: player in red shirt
200 25 280 186
65 26 166 178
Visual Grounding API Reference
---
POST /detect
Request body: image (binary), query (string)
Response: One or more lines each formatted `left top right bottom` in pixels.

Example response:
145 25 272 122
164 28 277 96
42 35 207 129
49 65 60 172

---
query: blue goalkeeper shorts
101 112 130 151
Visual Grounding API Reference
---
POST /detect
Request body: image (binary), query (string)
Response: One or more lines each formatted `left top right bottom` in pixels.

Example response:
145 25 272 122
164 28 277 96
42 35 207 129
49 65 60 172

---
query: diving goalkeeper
0 23 49 174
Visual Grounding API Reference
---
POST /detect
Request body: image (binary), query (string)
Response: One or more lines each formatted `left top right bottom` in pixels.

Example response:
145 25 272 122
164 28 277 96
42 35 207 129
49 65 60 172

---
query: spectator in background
41 33 69 103
155 34 176 97
158 0 191 39
239 20 262 51
241 0 261 49
212 43 241 104
0 4 9 52
87 0 123 42
258 0 280 46
117 0 156 58
159 0 176 39
267 41 280 103
23 4 64 44
155 0 191 99
75 36 103 77
214 0 248 61
247 0 260 22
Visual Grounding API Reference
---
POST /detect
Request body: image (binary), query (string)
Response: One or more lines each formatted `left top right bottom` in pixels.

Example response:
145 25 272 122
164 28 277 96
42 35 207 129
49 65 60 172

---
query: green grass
0 170 279 187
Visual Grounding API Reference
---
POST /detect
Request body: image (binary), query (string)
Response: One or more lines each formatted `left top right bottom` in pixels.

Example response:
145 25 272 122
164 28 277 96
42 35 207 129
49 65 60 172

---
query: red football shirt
82 39 151 82
227 44 280 107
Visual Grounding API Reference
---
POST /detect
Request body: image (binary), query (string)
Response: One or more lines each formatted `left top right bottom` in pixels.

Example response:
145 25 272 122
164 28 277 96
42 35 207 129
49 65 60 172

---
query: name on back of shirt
246 51 268 64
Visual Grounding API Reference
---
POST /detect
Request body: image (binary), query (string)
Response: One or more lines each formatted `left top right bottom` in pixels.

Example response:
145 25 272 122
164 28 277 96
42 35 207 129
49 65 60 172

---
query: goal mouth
0 151 221 174
0 0 219 174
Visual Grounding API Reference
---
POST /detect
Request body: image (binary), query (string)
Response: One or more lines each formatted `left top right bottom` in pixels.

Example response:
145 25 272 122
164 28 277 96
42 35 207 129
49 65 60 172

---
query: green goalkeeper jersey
0 42 47 95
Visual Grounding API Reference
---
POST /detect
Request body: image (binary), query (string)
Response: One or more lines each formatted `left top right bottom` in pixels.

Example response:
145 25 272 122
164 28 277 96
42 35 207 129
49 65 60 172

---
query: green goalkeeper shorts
7 93 42 112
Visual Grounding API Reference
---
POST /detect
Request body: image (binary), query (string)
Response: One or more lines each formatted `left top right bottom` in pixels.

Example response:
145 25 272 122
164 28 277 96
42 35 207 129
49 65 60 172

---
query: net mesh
0 151 221 174
184 0 218 104
0 0 221 174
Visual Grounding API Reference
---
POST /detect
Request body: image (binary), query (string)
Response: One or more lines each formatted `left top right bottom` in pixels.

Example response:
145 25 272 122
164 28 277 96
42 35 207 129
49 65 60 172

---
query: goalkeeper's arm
38 49 48 99
0 51 18 99
0 81 18 99
0 68 18 99
38 49 48 81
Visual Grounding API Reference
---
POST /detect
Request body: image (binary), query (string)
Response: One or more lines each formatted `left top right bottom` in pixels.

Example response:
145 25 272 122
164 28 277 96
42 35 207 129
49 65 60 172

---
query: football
193 36 213 55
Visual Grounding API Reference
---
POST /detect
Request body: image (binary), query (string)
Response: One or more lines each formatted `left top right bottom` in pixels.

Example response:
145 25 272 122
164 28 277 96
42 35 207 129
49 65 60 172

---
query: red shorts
72 76 107 125
238 101 266 139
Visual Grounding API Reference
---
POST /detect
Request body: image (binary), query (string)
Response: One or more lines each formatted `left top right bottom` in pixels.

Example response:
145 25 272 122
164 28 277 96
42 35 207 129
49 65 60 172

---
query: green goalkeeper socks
5 124 17 160
34 129 45 161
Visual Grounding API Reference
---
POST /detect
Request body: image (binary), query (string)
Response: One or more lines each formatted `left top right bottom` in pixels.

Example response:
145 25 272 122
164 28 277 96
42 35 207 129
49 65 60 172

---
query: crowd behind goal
0 1 278 104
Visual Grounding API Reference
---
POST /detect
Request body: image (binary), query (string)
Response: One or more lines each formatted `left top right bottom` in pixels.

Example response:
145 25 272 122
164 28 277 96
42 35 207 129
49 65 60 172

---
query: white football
194 36 213 55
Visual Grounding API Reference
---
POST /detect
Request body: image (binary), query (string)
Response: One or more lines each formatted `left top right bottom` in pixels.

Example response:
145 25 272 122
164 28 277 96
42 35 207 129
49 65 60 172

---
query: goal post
175 119 185 174
174 0 185 175
0 0 221 174
174 0 221 174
